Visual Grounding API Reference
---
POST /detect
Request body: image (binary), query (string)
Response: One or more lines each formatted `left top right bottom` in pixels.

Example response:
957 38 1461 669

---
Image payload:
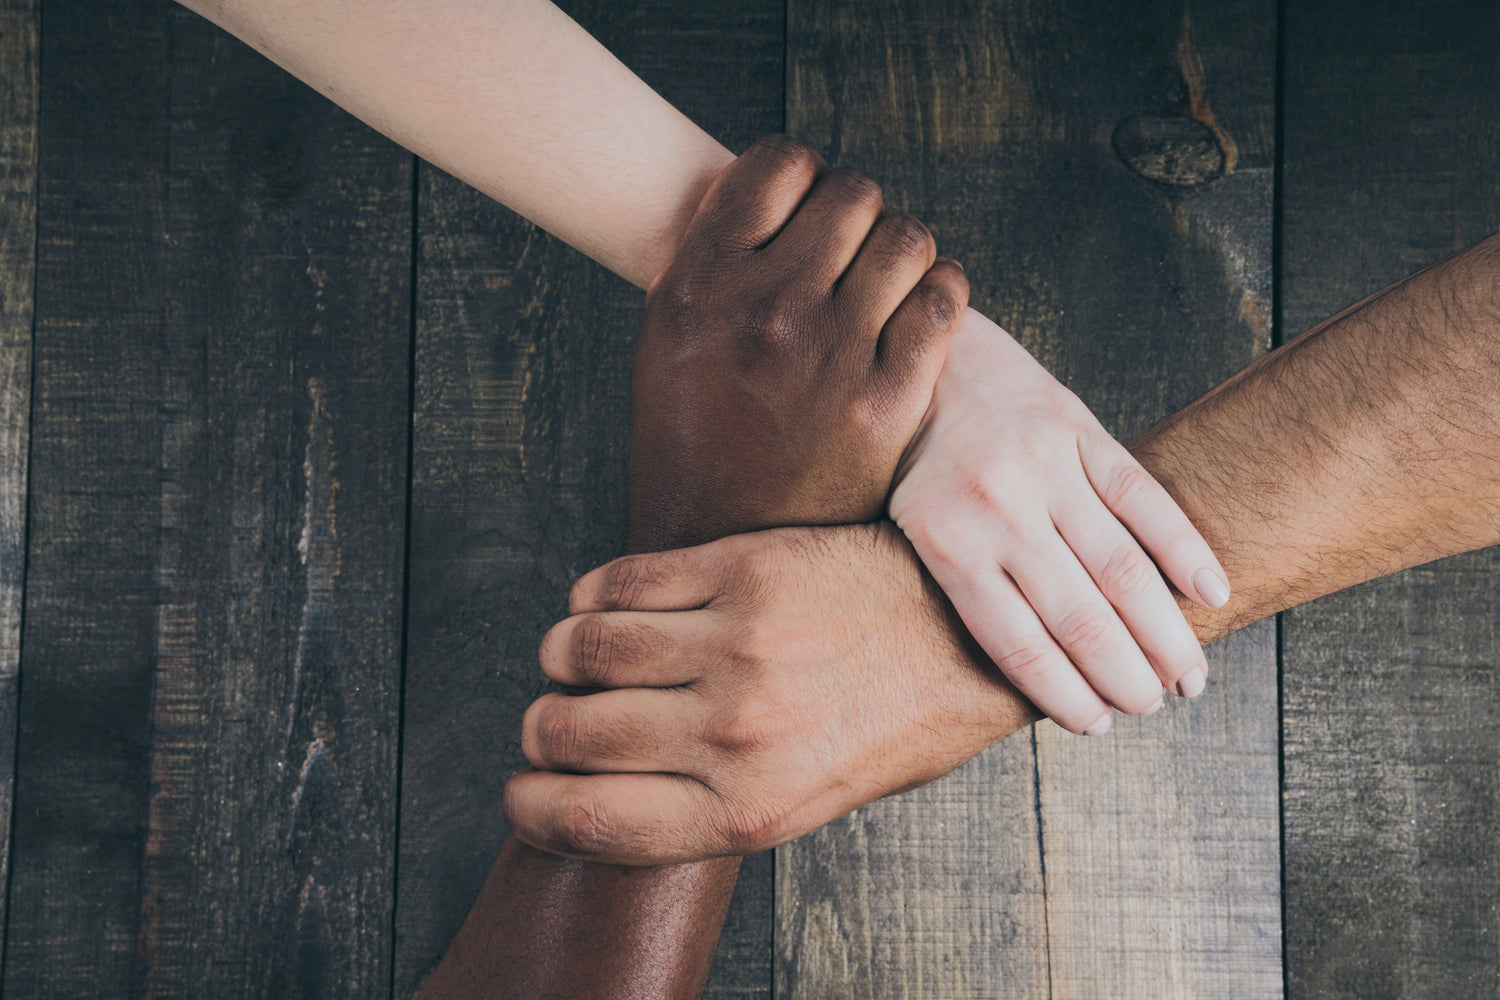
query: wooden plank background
0 0 1494 997
1279 2 1500 998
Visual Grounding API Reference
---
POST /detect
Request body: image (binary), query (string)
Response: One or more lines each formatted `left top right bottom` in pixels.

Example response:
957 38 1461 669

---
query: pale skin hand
181 0 1223 735
891 321 1228 734
506 234 1500 865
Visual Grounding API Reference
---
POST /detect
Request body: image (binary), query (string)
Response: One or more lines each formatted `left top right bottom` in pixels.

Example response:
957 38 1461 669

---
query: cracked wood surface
0 0 36 962
0 1 1496 997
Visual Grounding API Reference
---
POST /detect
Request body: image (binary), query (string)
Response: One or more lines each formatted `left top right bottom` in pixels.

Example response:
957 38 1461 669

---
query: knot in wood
1112 113 1225 187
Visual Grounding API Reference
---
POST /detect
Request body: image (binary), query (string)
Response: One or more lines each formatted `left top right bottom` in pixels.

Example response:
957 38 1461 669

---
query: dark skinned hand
506 133 970 863
625 134 969 553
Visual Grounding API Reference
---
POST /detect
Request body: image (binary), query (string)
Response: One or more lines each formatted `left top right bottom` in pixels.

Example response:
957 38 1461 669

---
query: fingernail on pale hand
1193 568 1231 609
1081 712 1112 737
1143 695 1165 716
1174 667 1206 699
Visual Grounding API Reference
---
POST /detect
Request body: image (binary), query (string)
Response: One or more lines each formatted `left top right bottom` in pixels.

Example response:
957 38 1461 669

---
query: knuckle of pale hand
1052 605 1118 661
901 513 977 579
1097 543 1158 601
1100 461 1156 512
995 641 1062 689
553 786 615 858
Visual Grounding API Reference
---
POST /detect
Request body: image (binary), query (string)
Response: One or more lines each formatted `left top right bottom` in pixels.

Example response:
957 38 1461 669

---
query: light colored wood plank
0 0 37 968
776 744 1049 999
1036 630 1281 998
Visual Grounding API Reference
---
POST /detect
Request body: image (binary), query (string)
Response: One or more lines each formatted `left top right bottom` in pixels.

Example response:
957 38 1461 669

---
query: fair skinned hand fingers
1081 434 1230 612
539 610 711 689
521 687 702 775
504 769 729 865
769 167 886 285
927 556 1114 734
1052 495 1210 695
1005 535 1167 718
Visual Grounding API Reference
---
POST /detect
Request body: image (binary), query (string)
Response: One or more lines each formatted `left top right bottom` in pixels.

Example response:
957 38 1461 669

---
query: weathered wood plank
0 0 37 966
1280 2 1500 996
5 2 412 995
783 1 1279 996
1029 4 1282 997
390 2 785 996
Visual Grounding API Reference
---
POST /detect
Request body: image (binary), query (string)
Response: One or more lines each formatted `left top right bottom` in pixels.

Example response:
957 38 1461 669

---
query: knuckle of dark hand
913 278 960 330
823 167 884 214
750 134 822 182
883 214 935 261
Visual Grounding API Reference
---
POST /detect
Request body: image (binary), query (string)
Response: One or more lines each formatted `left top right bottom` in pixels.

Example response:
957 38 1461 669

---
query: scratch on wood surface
286 735 331 844
287 376 341 747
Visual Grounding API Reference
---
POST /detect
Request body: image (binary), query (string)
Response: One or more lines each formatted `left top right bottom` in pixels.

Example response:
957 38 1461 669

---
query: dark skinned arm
418 137 968 998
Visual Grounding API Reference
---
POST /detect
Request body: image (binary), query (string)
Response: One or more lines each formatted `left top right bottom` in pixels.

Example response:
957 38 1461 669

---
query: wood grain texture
1279 2 1500 997
5 2 412 995
390 2 784 996
0 0 37 965
1027 4 1282 997
784 1 1279 996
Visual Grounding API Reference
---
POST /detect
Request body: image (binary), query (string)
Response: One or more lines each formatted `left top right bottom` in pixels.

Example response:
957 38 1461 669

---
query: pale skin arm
185 0 1224 733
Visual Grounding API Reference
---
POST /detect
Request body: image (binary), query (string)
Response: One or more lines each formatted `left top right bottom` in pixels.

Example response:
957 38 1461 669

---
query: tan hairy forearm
1133 232 1500 644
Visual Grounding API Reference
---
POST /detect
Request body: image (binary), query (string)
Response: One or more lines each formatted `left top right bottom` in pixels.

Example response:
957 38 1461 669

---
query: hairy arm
1143 234 1500 639
509 232 1500 864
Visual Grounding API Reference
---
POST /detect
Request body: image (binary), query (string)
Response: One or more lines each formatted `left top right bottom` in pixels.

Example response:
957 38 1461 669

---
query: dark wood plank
1280 2 1500 996
0 0 38 963
390 2 784 996
782 1 1279 995
5 2 412 995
